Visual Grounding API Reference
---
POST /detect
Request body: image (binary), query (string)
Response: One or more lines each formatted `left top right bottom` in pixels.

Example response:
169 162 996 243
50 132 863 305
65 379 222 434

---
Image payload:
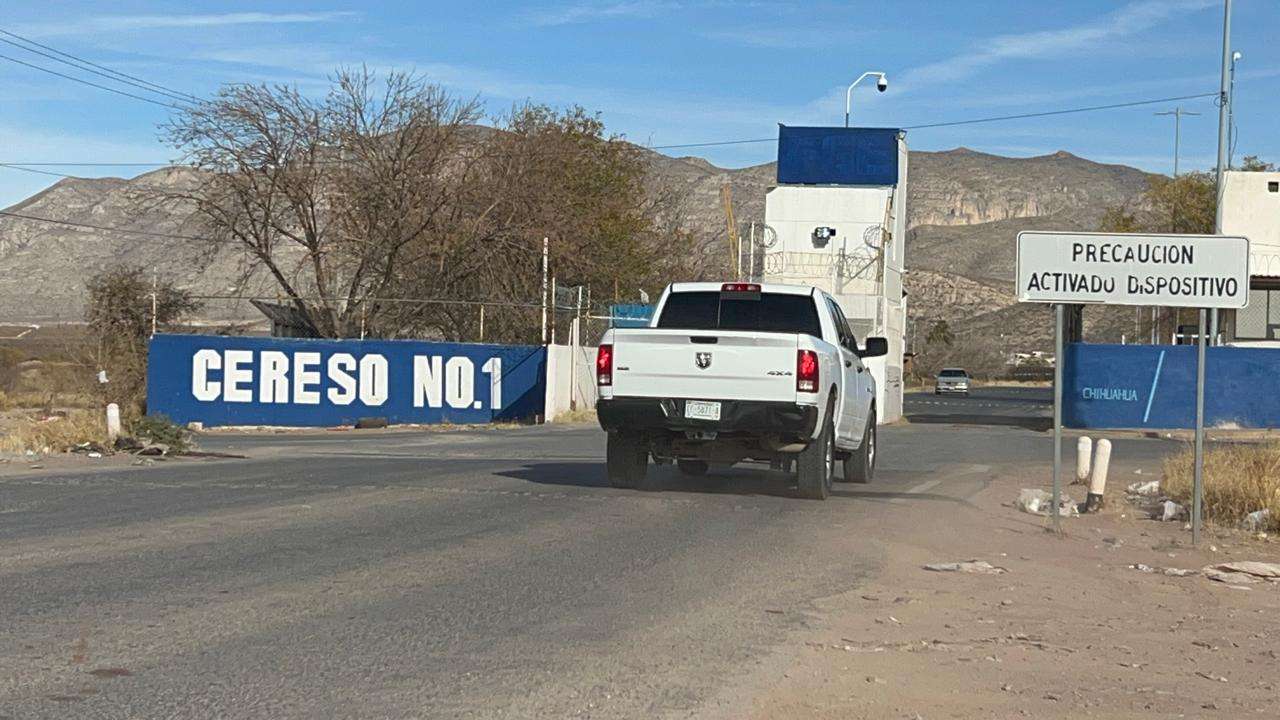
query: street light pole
1228 51 1242 169
1211 0 1234 343
844 71 887 128
1214 0 1233 229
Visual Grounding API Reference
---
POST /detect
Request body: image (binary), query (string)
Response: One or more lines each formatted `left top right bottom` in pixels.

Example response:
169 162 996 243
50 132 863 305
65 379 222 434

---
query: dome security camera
876 76 888 92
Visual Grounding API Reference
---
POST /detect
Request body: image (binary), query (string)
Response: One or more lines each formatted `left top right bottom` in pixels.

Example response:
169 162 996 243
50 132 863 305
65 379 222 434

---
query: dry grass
551 407 598 424
0 355 99 411
0 389 99 412
1163 443 1280 532
0 410 109 455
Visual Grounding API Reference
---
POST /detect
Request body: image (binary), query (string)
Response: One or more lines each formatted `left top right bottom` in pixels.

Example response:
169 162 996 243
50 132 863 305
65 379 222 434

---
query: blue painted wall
1064 343 1280 429
776 126 900 186
147 334 546 427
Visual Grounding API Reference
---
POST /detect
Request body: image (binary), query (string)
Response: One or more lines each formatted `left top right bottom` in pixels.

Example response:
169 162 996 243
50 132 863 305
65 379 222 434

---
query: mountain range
0 144 1156 347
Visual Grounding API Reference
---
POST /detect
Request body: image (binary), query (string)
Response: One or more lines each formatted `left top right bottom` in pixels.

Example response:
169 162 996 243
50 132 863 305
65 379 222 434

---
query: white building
760 127 908 423
1221 170 1280 344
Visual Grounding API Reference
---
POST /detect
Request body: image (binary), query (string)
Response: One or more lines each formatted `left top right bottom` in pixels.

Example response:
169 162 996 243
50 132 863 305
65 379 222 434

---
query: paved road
905 385 1054 430
0 404 1174 719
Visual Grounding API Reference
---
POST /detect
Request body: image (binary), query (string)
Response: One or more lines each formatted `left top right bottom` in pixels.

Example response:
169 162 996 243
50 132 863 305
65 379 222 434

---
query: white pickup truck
596 282 887 500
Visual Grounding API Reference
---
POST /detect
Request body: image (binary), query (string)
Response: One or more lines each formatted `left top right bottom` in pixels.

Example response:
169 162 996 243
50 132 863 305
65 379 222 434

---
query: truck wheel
795 416 833 500
607 432 649 489
842 408 876 484
677 459 709 476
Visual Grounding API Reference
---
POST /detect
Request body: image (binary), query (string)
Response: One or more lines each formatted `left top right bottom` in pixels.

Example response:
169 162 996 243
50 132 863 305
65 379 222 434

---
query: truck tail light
720 283 761 293
796 349 819 393
597 344 613 386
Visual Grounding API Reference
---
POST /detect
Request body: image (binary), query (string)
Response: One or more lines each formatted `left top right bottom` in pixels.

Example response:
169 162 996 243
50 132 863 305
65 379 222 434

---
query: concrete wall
760 135 908 423
1221 170 1280 277
1065 342 1280 429
544 344 598 422
148 335 547 427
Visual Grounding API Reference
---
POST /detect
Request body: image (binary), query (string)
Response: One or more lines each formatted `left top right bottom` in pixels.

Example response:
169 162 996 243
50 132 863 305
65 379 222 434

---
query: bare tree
375 104 696 342
161 68 482 337
161 74 693 342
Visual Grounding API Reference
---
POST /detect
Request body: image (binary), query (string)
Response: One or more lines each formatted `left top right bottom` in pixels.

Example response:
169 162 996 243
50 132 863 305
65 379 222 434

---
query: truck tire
607 432 649 489
795 415 833 500
841 407 876 484
677 459 709 476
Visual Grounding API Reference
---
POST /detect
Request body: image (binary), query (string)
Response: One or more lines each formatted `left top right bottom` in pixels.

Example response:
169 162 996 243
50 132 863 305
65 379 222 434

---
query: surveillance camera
876 76 888 92
812 226 837 248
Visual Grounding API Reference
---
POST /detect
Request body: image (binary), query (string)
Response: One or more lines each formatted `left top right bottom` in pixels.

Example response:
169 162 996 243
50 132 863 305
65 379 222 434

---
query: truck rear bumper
597 397 818 438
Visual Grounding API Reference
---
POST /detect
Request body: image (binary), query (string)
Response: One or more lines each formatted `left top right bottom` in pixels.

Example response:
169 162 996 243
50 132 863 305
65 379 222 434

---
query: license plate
684 400 721 421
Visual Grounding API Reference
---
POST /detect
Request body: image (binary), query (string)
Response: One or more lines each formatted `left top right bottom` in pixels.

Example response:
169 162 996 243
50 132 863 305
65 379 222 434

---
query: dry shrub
553 407 598 424
0 410 109 455
1162 443 1280 531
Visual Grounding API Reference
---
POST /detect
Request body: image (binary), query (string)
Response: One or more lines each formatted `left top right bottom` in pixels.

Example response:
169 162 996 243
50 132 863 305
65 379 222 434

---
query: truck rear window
655 291 822 338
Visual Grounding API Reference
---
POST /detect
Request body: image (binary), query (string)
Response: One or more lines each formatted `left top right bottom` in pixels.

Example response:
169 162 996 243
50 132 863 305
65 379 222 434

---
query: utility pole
1214 0 1234 213
720 184 740 280
1154 107 1200 176
150 267 158 338
1211 0 1234 343
1153 103 1201 346
541 237 550 345
1228 51 1242 169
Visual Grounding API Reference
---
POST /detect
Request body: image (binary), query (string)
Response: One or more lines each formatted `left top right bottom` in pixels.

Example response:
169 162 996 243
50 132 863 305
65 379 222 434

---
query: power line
0 161 182 179
0 27 201 103
0 209 219 242
0 30 198 105
0 162 171 166
0 90 1225 176
649 137 773 150
0 51 179 108
187 294 549 310
642 91 1221 149
0 162 80 179
901 92 1220 130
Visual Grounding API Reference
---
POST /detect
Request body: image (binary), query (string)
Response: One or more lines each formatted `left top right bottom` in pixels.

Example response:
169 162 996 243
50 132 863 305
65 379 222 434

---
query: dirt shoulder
706 460 1280 719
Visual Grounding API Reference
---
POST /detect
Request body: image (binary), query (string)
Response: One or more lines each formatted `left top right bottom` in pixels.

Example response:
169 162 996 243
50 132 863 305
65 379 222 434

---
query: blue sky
0 0 1277 208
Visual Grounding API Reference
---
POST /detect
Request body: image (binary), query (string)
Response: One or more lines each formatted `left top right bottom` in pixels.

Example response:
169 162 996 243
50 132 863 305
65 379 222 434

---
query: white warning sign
1016 231 1250 309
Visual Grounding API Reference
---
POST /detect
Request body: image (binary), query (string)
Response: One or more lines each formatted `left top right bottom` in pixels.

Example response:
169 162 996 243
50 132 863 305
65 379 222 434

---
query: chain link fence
4 292 658 349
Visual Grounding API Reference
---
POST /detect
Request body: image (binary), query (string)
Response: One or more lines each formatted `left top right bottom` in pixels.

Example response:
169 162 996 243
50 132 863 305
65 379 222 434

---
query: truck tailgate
610 329 799 403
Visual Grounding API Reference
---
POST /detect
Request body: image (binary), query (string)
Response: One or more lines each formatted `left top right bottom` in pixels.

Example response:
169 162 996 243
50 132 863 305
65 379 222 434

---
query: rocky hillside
648 146 1152 350
0 167 283 323
0 145 1155 332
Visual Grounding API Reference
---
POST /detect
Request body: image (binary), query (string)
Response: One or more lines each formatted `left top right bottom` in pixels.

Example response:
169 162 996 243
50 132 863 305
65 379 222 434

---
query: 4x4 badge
695 352 712 369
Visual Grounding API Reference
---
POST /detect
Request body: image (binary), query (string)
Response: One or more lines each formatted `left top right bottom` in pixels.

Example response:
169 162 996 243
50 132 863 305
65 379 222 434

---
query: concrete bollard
105 403 121 443
1085 438 1112 513
1076 436 1092 485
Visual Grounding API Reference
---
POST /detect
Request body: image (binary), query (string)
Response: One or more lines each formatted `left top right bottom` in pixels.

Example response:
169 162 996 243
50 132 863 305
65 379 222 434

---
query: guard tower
761 125 907 423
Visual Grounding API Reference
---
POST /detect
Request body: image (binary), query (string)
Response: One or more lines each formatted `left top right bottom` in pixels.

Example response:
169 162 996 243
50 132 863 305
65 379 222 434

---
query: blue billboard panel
147 335 546 427
1064 343 1280 429
609 303 653 328
776 126 900 186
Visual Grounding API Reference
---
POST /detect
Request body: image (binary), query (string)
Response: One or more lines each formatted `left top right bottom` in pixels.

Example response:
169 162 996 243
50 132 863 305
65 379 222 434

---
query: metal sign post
1052 303 1065 534
1015 232 1250 543
1193 308 1207 545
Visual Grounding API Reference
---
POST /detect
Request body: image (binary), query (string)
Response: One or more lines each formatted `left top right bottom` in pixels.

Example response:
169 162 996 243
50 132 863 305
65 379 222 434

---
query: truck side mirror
859 337 888 358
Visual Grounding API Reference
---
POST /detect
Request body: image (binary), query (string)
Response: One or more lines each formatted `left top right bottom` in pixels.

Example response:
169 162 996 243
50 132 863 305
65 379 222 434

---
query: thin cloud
524 1 680 27
15 12 358 38
898 0 1217 89
701 26 838 49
